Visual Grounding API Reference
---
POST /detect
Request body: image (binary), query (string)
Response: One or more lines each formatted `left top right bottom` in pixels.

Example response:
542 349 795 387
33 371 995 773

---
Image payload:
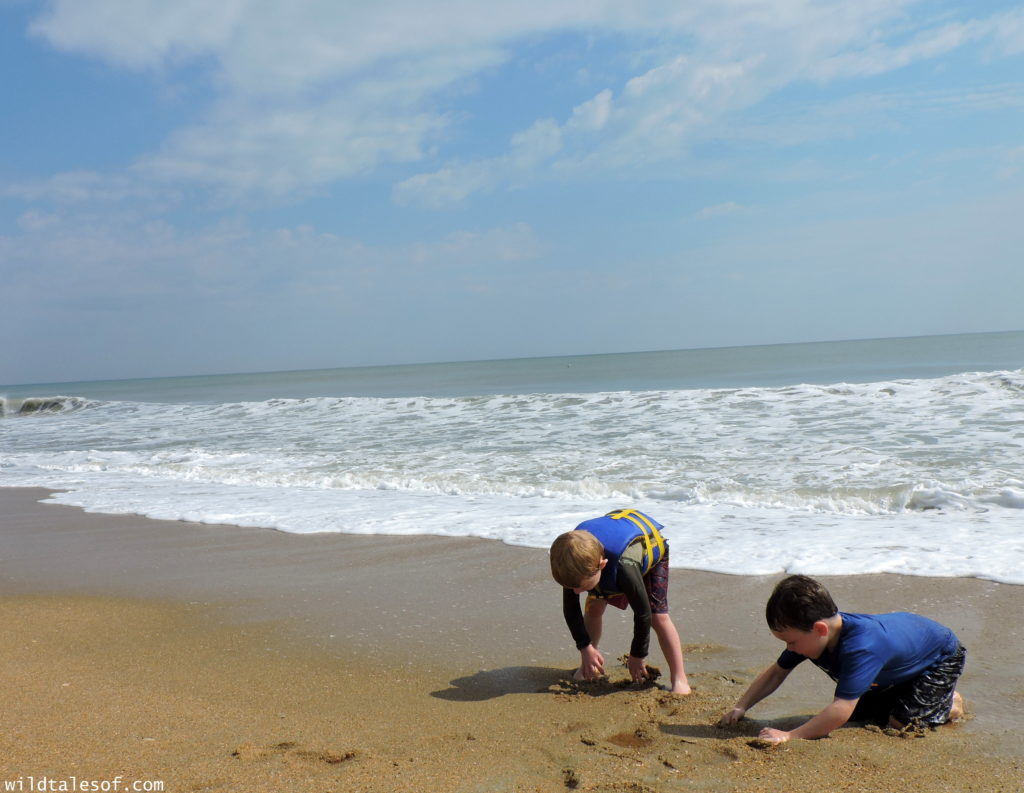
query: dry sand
1 487 1021 792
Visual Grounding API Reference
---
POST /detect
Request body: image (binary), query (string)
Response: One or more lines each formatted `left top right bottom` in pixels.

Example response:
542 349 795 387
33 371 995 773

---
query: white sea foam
2 368 1022 584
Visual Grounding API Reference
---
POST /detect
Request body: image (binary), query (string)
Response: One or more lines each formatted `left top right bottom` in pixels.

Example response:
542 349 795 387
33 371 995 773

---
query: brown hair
549 530 603 588
765 574 838 632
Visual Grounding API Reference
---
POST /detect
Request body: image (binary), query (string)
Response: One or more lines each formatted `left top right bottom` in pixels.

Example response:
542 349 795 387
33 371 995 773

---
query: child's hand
577 645 605 680
758 727 791 744
719 706 747 726
626 654 649 683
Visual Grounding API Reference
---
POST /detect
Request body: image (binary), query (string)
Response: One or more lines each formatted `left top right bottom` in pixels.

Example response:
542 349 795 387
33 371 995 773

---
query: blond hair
549 530 603 588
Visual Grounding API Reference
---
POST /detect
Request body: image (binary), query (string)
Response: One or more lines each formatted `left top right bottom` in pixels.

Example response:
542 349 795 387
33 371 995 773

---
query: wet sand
1 487 1021 792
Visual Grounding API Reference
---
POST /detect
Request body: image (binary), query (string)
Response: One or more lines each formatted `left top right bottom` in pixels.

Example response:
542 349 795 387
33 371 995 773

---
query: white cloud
15 210 58 232
991 8 1024 56
391 163 495 210
394 4 1024 208
1 206 543 310
407 223 543 265
31 0 609 95
717 82 1024 149
395 3 951 207
135 98 445 201
568 89 613 132
2 170 176 206
810 19 990 81
29 0 244 70
997 145 1024 180
23 0 1023 207
695 202 746 220
395 49 765 206
393 118 563 207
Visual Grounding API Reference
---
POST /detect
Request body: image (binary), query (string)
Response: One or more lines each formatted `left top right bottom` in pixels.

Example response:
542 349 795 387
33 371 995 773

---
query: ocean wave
0 395 94 417
14 445 1021 517
13 477 1023 586
2 363 1022 584
11 366 1016 423
181 366 1024 423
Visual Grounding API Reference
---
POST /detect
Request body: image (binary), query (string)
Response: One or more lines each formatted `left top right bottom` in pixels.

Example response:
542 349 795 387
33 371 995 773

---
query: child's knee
651 612 674 630
584 598 607 616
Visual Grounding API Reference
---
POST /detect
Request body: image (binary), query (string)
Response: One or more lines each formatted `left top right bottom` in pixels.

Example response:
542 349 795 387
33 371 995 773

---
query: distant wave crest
0 396 92 417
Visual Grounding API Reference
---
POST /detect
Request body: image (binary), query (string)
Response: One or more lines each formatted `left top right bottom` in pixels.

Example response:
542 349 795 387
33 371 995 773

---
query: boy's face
571 557 608 594
770 622 830 659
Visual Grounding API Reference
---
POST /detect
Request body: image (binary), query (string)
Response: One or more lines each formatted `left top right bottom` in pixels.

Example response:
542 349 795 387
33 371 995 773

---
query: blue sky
2 0 1023 384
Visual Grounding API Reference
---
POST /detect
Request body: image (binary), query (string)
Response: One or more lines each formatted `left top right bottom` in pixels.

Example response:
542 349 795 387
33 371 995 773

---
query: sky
2 0 1023 385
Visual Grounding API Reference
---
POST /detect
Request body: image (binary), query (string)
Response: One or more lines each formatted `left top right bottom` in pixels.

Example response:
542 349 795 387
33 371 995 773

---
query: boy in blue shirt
720 575 965 743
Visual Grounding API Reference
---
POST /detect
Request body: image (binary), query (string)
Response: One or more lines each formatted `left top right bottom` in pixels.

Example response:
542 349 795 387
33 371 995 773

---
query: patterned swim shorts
852 645 967 727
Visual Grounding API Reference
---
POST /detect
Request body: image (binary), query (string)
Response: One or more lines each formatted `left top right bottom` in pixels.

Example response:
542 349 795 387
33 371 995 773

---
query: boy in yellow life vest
549 509 692 695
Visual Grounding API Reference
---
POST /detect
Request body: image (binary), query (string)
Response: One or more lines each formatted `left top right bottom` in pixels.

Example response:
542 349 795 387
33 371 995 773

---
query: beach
1 487 1021 792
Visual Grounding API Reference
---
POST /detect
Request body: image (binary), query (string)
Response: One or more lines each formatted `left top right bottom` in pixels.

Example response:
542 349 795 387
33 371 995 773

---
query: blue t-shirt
777 611 959 700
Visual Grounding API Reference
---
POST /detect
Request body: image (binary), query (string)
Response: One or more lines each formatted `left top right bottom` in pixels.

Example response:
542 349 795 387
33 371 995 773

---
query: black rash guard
562 549 652 659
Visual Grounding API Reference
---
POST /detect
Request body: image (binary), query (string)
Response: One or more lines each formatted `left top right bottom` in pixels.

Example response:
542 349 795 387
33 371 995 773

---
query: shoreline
1 487 1021 792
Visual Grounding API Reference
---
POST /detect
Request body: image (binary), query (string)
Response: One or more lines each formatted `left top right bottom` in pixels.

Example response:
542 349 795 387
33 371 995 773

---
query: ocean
2 331 1022 584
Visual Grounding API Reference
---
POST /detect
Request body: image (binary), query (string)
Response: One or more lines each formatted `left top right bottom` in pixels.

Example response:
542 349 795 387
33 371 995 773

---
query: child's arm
562 589 606 679
618 560 652 680
759 696 858 743
719 662 791 725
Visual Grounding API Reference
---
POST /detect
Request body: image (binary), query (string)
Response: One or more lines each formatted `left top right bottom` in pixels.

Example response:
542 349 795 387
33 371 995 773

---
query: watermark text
4 777 164 792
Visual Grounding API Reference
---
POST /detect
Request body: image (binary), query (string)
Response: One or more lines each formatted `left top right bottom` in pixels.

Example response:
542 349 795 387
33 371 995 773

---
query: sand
0 487 1021 792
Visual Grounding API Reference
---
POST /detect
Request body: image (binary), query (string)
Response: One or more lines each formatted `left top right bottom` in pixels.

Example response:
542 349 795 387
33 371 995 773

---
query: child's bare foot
670 679 692 695
948 691 964 721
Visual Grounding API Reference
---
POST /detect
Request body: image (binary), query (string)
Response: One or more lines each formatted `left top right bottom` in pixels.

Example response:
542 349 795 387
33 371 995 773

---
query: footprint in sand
231 741 358 766
606 729 655 749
